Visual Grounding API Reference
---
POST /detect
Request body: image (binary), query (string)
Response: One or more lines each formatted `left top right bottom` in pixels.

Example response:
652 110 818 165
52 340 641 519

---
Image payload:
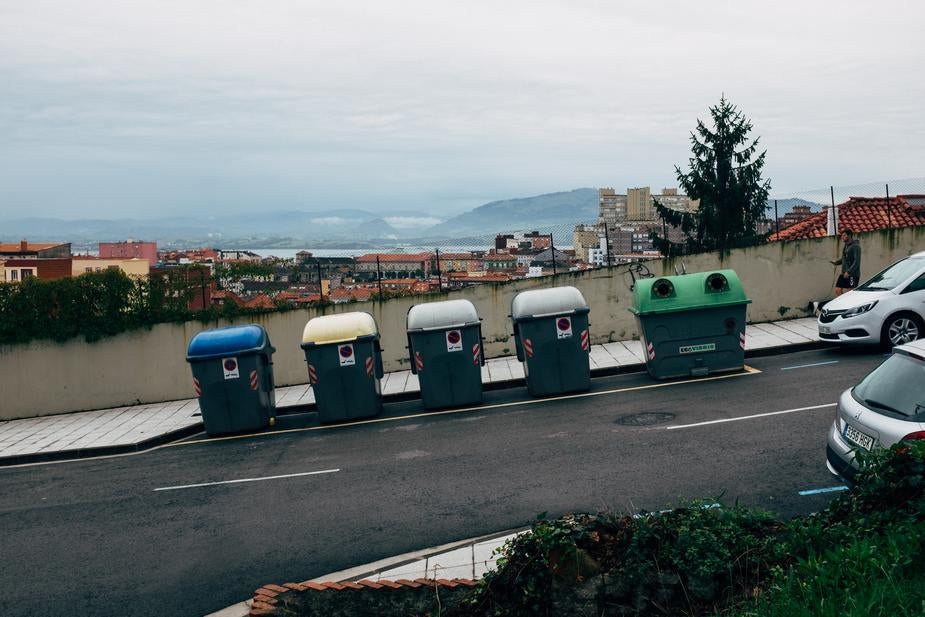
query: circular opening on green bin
707 273 728 292
653 279 674 298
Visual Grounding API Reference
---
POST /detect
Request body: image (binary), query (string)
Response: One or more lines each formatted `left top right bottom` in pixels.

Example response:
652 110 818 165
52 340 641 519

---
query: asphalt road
0 347 886 617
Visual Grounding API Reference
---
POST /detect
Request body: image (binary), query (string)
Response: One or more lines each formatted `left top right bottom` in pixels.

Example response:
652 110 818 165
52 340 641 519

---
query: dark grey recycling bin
629 269 751 380
186 324 277 435
301 311 384 423
511 286 591 397
407 299 484 410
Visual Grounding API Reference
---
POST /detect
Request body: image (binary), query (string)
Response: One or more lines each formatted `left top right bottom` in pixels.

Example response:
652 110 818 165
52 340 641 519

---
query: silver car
827 339 925 482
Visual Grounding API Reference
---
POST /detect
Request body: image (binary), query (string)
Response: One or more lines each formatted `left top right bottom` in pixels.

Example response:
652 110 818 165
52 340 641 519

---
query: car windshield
857 257 925 291
853 353 925 420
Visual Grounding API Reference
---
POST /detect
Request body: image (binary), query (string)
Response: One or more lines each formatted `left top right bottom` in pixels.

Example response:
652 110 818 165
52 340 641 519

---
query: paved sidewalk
0 317 821 464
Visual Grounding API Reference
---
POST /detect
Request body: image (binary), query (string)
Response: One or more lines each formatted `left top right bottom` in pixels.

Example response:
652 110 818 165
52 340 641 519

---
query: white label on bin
556 316 573 339
222 357 240 380
338 344 356 366
446 329 463 352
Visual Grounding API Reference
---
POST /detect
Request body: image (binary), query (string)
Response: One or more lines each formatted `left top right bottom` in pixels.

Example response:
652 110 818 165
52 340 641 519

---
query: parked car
826 339 925 483
818 251 925 347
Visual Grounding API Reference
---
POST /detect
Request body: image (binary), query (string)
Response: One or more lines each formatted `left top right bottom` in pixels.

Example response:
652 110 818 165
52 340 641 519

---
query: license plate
844 424 874 450
819 326 831 334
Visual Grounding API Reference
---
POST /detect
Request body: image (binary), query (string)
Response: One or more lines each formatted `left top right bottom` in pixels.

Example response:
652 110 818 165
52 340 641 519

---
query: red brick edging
249 578 478 616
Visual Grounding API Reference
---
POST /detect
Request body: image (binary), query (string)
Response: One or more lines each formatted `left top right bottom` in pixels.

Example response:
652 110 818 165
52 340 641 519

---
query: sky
1 0 923 221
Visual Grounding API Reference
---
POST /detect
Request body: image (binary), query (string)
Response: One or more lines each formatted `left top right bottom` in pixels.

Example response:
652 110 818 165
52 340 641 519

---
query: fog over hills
3 189 601 247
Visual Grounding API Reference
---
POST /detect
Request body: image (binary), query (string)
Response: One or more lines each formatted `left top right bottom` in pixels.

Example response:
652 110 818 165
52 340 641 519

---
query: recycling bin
511 286 591 397
186 324 277 435
407 299 484 410
629 269 751 380
301 311 384 423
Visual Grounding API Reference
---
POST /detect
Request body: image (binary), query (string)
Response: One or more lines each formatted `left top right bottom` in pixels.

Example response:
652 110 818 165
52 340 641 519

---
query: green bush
453 443 925 617
0 269 290 345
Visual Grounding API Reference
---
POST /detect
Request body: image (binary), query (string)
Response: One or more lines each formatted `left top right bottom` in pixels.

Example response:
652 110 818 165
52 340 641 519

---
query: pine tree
652 96 771 254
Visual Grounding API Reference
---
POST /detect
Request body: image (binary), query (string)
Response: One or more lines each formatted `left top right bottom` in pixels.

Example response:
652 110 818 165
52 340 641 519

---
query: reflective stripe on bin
580 329 590 352
366 356 374 377
523 338 534 358
415 351 424 372
308 364 318 384
249 370 259 391
193 378 202 397
472 343 481 365
739 331 746 350
646 341 656 361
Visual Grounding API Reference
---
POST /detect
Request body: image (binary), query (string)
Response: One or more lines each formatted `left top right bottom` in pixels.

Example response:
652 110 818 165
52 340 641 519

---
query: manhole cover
615 412 676 426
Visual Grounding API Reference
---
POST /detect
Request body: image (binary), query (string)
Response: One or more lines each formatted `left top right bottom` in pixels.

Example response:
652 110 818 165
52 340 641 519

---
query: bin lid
301 311 378 346
511 286 589 320
187 324 268 360
629 269 751 315
407 299 480 332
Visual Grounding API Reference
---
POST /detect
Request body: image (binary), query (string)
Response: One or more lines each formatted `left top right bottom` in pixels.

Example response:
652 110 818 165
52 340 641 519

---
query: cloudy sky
1 0 922 220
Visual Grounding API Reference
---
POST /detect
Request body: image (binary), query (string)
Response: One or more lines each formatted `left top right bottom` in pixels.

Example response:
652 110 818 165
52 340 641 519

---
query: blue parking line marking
781 360 840 371
798 485 848 496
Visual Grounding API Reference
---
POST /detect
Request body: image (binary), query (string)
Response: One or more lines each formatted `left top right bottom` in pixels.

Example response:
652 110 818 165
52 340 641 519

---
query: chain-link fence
768 177 925 239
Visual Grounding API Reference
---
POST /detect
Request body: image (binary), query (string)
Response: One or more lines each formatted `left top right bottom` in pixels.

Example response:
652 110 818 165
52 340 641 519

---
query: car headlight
842 301 878 318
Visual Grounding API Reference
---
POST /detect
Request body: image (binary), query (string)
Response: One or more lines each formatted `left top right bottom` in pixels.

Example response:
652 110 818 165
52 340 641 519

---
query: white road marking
153 468 339 492
665 403 835 430
780 360 840 371
799 485 848 496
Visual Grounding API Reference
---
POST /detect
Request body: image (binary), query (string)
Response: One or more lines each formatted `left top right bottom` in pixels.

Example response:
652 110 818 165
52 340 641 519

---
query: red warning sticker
222 357 240 380
556 316 573 339
446 329 462 352
338 344 355 367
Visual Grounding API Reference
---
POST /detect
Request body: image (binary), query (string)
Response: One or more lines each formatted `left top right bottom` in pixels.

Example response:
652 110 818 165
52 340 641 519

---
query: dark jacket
835 239 861 279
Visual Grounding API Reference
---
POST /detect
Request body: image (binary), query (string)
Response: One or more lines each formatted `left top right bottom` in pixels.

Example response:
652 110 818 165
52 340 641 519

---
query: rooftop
771 195 925 241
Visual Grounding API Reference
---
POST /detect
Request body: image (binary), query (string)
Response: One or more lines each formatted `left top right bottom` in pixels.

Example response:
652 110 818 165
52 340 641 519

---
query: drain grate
615 412 676 426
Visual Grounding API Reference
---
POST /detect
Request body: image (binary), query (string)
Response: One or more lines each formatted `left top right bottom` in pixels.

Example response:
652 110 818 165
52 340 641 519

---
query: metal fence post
376 256 383 298
886 183 892 230
774 199 780 238
549 233 557 277
830 186 837 236
435 248 443 292
662 219 669 258
603 224 611 268
316 261 323 302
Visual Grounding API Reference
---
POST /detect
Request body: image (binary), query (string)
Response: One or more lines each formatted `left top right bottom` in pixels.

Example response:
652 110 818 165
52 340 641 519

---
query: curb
207 527 526 617
0 422 204 467
1 340 834 467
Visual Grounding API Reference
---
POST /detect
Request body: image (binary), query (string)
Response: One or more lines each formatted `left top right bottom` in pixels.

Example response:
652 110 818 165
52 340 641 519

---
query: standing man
832 228 861 296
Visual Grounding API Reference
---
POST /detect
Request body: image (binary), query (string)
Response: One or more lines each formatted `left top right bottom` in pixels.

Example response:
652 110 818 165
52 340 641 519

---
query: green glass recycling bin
186 324 277 435
407 299 484 410
511 286 591 397
629 269 751 380
301 311 384 423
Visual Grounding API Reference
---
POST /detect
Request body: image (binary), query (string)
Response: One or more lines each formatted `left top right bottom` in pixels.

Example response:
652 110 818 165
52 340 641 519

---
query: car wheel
881 312 924 348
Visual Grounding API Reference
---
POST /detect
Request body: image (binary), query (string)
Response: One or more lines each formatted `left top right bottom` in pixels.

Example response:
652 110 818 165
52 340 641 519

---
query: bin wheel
269 417 276 427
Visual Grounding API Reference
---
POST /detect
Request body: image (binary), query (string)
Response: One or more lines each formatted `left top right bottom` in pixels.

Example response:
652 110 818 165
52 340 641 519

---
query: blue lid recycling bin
186 324 277 435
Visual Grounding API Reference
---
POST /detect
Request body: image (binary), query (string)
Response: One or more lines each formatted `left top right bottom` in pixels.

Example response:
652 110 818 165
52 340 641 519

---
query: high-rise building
627 187 653 220
598 188 627 225
572 223 603 263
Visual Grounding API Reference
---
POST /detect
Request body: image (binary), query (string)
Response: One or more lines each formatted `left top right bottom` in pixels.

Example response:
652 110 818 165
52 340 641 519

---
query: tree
652 96 771 254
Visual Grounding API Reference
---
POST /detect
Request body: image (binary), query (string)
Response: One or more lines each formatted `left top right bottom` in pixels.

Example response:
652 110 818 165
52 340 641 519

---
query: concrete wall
1 227 923 420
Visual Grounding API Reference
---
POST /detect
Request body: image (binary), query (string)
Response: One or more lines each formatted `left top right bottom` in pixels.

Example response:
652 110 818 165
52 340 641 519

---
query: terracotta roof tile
770 196 925 241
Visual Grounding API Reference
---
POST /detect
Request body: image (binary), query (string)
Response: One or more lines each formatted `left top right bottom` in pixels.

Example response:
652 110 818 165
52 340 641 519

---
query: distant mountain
2 189 602 247
424 188 599 237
